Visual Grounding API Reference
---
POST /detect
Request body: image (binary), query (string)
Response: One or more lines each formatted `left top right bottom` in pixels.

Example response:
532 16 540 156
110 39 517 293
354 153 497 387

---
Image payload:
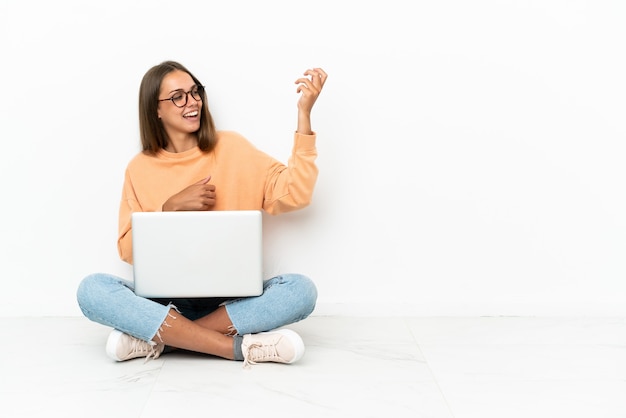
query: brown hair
138 61 217 154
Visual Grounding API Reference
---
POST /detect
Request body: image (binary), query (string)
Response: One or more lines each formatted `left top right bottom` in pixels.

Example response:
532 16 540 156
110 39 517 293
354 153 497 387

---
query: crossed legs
155 306 236 360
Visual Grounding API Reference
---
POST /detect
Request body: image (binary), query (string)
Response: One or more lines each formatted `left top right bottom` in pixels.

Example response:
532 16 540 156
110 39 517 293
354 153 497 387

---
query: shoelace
145 345 163 362
127 337 163 363
242 342 280 368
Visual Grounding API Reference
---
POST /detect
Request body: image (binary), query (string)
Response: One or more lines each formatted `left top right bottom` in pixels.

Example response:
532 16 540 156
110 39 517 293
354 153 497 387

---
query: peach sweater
117 130 318 264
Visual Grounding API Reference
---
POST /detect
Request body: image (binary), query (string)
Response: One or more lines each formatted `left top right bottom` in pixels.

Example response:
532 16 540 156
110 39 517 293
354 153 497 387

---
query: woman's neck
165 133 197 153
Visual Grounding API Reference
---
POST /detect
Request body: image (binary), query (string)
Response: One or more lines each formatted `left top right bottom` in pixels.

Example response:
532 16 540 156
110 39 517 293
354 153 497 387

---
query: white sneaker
241 329 305 367
106 330 164 362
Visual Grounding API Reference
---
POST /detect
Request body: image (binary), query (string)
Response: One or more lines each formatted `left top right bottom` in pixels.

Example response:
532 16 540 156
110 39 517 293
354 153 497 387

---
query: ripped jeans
76 272 318 343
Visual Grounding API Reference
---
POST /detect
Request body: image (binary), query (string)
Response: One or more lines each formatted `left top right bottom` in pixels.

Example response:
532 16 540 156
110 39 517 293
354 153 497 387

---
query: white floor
2 316 625 418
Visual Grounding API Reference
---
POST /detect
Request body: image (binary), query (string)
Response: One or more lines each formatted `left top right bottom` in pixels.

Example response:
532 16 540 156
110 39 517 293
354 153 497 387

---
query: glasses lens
191 86 204 101
171 92 186 107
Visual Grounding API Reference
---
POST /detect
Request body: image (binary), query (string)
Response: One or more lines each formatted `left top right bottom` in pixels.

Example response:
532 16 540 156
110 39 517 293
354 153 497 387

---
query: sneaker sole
105 329 124 361
264 328 306 364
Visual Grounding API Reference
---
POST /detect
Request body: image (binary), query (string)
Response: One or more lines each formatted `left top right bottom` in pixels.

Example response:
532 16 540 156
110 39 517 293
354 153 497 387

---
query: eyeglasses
158 86 205 108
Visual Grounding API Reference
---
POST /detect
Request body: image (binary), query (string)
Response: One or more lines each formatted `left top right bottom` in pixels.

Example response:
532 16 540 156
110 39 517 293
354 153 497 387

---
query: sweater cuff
293 132 317 150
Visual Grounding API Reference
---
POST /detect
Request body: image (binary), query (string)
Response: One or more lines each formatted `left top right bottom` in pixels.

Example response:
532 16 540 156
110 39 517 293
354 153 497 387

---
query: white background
0 0 624 317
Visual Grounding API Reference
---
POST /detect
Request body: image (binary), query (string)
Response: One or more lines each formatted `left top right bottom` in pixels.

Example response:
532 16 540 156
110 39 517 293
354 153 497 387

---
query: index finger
304 68 328 86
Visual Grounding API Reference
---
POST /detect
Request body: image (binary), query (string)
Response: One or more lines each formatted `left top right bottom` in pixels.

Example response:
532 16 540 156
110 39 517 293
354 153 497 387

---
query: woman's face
157 70 202 140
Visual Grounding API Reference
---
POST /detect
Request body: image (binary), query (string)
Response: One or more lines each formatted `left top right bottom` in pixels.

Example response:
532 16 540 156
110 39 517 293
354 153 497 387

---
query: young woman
77 61 327 366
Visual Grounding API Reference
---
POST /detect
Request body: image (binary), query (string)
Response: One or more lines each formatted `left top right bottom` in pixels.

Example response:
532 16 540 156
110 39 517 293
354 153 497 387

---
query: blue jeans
76 273 317 342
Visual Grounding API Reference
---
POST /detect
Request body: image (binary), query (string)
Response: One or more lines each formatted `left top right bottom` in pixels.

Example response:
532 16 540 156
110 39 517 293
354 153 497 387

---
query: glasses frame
158 85 205 108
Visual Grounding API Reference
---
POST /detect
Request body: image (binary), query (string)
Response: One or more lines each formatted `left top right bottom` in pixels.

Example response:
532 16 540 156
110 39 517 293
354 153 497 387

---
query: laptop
131 210 264 298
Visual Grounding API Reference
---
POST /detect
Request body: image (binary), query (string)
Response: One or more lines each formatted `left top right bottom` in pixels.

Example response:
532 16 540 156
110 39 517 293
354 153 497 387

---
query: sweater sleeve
117 168 143 264
262 132 319 215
